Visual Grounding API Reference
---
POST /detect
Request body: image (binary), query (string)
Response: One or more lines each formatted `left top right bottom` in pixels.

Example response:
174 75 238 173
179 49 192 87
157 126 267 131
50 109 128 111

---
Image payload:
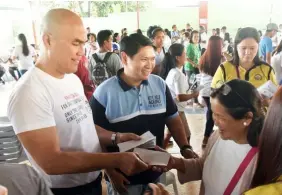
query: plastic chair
160 171 179 195
0 116 23 163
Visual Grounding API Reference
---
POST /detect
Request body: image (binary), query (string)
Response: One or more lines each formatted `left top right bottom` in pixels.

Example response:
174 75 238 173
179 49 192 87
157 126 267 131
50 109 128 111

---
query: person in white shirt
160 43 199 144
171 25 180 44
271 40 282 84
12 33 37 75
7 8 149 195
198 35 224 147
85 33 99 59
199 25 208 54
163 29 171 52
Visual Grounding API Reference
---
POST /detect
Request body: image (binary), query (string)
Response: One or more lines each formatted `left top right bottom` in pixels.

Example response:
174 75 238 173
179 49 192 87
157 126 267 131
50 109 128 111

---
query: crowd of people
0 8 282 195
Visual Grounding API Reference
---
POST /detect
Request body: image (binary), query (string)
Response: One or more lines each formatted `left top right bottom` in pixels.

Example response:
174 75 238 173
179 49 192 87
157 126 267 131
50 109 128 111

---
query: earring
243 122 247 126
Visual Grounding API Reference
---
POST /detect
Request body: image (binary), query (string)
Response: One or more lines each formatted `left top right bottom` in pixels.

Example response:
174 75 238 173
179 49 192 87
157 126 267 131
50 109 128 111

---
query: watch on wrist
111 133 118 146
180 145 193 155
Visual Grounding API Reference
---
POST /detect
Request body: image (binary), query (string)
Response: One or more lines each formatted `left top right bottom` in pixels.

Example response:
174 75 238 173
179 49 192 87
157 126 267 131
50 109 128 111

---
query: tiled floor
0 81 207 195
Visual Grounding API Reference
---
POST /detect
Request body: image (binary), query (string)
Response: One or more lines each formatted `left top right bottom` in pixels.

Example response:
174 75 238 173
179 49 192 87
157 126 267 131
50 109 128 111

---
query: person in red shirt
75 55 95 101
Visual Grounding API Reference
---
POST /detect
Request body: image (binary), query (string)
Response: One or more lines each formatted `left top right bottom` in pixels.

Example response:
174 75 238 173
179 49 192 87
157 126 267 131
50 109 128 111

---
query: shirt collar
117 68 149 91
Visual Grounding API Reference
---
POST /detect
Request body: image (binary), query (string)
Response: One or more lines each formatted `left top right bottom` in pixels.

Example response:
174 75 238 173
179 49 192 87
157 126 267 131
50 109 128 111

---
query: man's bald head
42 8 84 37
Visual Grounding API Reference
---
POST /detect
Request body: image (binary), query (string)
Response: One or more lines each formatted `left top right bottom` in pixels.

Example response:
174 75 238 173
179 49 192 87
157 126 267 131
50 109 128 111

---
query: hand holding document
134 148 171 166
118 131 156 152
257 81 278 98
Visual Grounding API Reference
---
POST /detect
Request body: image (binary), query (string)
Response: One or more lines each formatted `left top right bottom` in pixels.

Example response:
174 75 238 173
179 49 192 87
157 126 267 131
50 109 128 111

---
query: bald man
7 9 148 195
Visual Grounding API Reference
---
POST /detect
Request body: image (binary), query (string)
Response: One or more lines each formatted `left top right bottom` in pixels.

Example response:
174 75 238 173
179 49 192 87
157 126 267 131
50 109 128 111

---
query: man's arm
17 127 147 176
266 52 272 65
266 39 273 64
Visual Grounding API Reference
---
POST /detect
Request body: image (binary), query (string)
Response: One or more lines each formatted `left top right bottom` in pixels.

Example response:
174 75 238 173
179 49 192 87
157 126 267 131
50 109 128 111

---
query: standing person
199 36 224 147
182 32 190 49
147 26 165 75
212 29 217 36
160 43 199 144
85 33 99 59
220 26 227 39
86 27 91 34
186 23 193 32
7 9 149 195
171 25 180 44
259 23 278 64
244 87 282 195
167 79 265 195
121 28 127 39
271 40 282 84
163 29 171 51
12 33 37 75
89 30 123 86
112 33 121 54
199 26 208 55
212 27 277 91
90 33 197 195
185 30 201 83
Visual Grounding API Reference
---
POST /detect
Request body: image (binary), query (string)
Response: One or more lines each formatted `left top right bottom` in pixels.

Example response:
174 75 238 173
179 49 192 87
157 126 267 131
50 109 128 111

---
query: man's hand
106 169 130 194
117 133 141 144
144 183 170 195
117 152 149 176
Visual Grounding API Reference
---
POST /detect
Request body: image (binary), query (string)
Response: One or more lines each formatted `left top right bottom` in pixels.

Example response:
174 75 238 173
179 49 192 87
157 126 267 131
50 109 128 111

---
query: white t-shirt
12 45 35 70
165 67 189 111
200 32 208 49
271 52 282 84
199 73 213 97
85 42 99 59
7 67 102 188
164 35 171 52
155 48 165 66
203 138 255 195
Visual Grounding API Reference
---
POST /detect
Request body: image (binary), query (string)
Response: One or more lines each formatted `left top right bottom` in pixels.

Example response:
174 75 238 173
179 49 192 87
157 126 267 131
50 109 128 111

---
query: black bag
92 52 113 86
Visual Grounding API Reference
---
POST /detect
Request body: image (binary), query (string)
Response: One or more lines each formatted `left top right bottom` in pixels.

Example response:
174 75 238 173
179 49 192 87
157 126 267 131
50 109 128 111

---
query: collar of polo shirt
117 68 149 91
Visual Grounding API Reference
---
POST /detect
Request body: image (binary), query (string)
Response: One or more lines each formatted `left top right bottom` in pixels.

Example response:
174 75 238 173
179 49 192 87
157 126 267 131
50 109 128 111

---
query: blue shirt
90 68 178 184
259 36 273 61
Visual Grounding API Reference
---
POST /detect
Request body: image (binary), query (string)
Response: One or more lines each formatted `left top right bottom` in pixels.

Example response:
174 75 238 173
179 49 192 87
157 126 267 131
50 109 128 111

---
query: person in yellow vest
244 86 282 195
211 27 276 90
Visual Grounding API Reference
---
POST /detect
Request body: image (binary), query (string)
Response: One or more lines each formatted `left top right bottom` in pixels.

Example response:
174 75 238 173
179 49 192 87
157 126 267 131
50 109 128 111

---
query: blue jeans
20 69 28 76
106 181 149 195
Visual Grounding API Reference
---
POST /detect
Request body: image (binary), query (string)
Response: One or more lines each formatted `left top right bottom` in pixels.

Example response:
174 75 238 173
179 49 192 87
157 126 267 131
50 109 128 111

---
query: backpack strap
103 52 113 64
267 66 272 80
92 53 101 63
220 64 226 82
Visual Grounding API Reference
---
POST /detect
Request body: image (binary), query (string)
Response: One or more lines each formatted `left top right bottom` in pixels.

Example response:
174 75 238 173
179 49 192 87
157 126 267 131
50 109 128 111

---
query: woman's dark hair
231 27 267 66
147 26 164 39
120 33 153 58
184 32 190 38
190 30 199 44
216 28 220 36
137 29 143 35
18 33 29 56
113 33 119 43
87 33 96 42
258 30 263 37
224 32 231 43
210 79 264 147
251 87 282 188
272 40 282 56
199 36 222 76
160 43 184 80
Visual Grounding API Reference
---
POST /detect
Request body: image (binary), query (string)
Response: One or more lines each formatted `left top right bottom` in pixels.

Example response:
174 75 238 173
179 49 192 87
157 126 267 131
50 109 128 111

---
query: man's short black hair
222 26 227 30
120 33 153 58
97 30 112 47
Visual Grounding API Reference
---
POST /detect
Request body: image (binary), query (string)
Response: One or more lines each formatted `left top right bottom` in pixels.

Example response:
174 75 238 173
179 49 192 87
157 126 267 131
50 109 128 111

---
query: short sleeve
266 39 273 53
165 84 178 119
7 85 55 134
173 73 182 95
211 66 224 89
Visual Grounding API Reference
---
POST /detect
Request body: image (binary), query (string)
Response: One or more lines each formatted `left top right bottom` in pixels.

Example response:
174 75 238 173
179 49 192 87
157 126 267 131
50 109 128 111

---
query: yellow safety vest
244 176 282 195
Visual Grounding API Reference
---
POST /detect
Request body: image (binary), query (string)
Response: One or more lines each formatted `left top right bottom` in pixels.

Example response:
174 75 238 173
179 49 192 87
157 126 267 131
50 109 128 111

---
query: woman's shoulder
244 181 282 195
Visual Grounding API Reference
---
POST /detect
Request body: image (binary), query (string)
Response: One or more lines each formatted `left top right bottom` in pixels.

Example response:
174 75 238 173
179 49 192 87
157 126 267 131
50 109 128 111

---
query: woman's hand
144 183 170 195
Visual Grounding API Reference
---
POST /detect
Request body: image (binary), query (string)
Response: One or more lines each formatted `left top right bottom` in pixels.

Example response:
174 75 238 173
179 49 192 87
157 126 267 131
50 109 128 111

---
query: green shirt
185 43 201 72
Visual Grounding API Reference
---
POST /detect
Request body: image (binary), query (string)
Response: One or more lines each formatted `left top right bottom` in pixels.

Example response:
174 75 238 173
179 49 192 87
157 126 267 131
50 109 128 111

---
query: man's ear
121 51 128 66
42 34 52 49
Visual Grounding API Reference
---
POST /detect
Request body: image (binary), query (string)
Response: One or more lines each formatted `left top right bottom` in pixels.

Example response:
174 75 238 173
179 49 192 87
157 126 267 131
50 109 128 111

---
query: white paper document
257 81 278 98
118 131 156 152
133 148 171 166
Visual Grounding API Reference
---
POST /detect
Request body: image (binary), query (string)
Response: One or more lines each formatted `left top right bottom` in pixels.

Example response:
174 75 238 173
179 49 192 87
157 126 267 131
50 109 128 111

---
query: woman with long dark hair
147 26 166 75
160 43 199 145
12 33 37 75
199 36 223 147
271 40 282 84
211 27 277 106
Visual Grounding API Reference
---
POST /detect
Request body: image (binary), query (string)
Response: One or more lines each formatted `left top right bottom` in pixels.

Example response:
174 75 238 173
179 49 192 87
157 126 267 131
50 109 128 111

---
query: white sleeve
7 84 56 134
173 72 182 95
12 47 19 58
